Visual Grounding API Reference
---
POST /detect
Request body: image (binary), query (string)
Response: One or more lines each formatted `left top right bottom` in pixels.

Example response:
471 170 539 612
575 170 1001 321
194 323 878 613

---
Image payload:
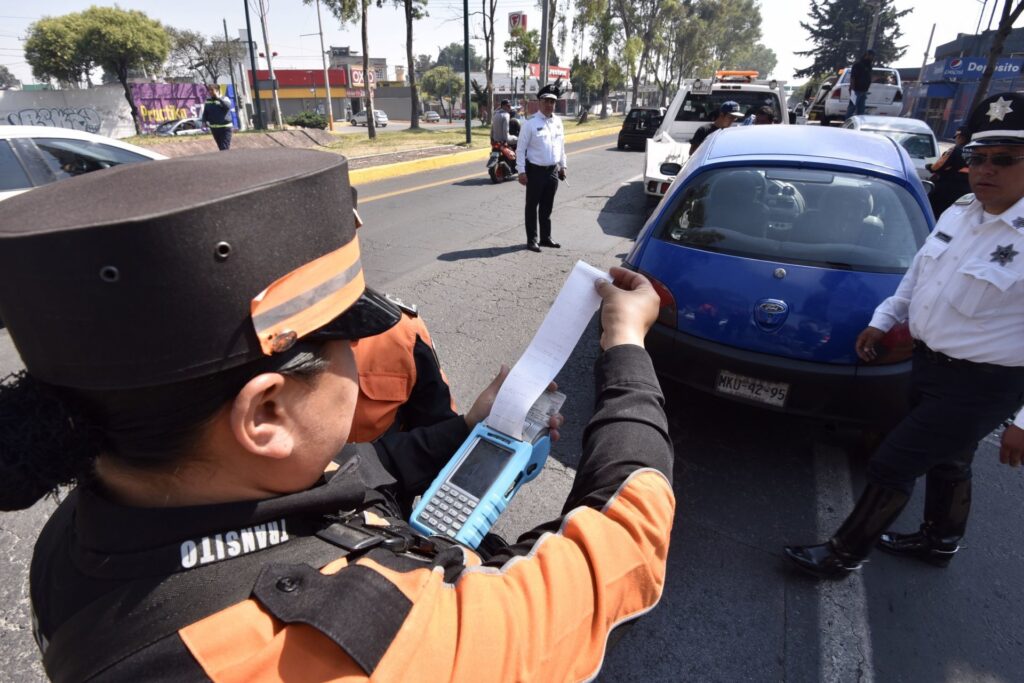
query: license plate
715 370 789 407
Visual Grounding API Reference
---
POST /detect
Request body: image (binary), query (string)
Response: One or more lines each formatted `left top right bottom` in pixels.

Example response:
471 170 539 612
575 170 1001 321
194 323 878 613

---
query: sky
3 0 1023 87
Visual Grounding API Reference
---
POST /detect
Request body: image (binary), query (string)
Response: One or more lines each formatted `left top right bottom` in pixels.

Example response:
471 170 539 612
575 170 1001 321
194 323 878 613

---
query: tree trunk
483 0 495 124
600 76 609 118
117 65 142 135
362 0 376 140
405 0 419 129
968 0 1024 114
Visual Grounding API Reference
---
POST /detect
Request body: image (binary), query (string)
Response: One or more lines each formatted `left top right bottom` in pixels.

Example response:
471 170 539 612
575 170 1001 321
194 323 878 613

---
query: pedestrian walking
927 125 971 218
846 50 874 119
201 83 234 151
688 101 744 155
517 82 567 252
784 93 1024 579
1 149 676 681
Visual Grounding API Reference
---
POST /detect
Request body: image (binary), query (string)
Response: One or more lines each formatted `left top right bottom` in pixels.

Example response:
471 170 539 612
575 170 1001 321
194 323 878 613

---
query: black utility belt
526 161 558 170
912 340 1019 374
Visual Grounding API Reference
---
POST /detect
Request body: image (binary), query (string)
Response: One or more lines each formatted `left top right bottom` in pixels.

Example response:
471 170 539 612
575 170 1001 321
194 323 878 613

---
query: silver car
841 115 938 181
350 110 388 127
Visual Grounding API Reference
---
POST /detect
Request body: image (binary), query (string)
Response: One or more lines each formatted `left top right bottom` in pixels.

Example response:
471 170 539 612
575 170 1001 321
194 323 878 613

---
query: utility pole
865 0 882 52
222 19 242 130
540 0 549 85
463 0 472 142
243 0 264 129
315 0 335 130
257 0 284 127
911 23 936 119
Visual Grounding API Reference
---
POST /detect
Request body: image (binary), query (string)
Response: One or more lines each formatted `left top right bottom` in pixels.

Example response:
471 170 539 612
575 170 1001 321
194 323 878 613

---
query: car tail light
893 89 903 102
831 88 842 100
641 271 677 327
660 182 670 194
873 321 913 365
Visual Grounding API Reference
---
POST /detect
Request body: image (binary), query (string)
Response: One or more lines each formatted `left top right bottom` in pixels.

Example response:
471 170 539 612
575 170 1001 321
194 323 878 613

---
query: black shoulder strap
42 514 419 683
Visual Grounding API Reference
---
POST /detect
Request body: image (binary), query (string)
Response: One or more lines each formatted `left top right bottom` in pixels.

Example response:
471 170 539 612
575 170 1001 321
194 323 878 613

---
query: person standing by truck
846 50 874 119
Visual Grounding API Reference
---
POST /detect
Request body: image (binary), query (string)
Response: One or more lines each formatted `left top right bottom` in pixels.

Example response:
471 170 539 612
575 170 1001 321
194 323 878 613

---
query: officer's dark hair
0 342 332 511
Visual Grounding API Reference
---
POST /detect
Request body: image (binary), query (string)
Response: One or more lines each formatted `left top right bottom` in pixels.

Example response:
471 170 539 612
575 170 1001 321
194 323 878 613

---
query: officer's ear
228 372 296 459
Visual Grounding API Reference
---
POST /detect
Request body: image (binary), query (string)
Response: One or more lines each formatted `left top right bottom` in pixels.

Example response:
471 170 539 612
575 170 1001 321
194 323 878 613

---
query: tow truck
642 71 788 201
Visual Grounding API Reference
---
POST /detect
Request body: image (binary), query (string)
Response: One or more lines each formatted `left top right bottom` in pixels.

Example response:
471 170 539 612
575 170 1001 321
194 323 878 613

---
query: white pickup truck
643 71 788 201
804 66 904 125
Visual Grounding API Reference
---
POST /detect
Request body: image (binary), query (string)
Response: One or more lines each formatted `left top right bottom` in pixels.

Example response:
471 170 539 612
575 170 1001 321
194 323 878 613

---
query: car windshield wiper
824 261 855 270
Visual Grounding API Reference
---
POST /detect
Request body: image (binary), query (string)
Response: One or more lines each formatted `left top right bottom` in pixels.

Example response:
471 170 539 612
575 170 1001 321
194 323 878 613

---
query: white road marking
813 442 876 683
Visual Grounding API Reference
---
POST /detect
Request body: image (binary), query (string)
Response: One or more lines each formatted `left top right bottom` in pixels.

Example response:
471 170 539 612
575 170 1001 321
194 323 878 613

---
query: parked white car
351 110 388 127
422 111 441 123
808 67 904 125
841 116 938 181
154 118 206 136
0 126 166 202
643 71 788 200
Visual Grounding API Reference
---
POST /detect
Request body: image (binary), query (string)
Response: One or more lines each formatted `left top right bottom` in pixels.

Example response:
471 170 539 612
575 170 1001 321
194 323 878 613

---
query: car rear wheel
617 139 626 150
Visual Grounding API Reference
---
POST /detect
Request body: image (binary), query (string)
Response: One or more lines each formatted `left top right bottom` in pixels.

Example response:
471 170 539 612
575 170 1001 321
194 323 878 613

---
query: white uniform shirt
868 194 1024 426
515 111 567 174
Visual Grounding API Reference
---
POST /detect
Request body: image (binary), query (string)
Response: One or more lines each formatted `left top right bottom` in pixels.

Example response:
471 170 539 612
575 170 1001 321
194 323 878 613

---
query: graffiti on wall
6 107 103 133
131 83 238 132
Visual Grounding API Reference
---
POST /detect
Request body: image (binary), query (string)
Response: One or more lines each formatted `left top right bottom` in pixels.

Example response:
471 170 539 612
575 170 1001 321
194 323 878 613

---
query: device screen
449 438 512 498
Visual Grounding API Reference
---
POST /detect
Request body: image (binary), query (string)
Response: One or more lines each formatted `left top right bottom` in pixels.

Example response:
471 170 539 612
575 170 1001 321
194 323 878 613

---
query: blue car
625 125 934 427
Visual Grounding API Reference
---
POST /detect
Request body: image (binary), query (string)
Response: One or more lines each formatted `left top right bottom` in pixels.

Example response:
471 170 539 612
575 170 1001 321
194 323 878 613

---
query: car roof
0 125 166 158
848 116 932 134
699 125 910 176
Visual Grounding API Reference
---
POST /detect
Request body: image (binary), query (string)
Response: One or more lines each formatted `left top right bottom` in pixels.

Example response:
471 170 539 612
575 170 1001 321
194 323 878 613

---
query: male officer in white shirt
516 82 567 252
785 92 1024 579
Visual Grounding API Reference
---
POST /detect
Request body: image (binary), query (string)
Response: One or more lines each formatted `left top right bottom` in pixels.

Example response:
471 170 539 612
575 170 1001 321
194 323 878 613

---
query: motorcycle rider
491 99 517 148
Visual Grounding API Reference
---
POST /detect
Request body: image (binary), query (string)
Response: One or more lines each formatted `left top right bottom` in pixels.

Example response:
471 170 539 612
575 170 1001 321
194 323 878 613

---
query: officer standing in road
201 83 234 151
688 101 744 155
846 49 874 119
927 125 971 218
517 82 567 252
1 149 675 680
784 93 1024 579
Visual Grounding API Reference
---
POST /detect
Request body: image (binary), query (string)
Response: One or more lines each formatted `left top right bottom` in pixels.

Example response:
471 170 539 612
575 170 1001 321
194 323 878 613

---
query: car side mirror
921 180 935 195
660 162 682 177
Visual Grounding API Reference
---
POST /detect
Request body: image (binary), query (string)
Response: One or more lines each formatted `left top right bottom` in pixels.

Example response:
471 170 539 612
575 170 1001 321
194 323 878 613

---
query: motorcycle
487 138 517 184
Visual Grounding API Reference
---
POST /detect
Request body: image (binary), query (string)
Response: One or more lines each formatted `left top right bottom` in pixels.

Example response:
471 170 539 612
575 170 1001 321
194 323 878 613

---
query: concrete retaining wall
0 85 135 138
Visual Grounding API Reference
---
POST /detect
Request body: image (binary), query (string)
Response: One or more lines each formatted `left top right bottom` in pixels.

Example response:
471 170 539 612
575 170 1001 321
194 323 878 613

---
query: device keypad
419 484 480 537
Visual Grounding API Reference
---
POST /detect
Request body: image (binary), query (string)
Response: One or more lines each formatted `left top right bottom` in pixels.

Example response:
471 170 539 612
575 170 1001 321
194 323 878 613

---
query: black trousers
211 127 232 151
867 344 1024 494
524 161 559 245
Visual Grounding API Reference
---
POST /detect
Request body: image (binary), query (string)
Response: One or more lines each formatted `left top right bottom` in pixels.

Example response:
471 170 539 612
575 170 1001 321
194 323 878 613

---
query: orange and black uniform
350 312 458 443
30 345 674 682
928 144 971 218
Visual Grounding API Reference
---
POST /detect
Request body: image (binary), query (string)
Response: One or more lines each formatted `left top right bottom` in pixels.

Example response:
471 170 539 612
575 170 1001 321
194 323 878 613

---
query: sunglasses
963 152 1024 167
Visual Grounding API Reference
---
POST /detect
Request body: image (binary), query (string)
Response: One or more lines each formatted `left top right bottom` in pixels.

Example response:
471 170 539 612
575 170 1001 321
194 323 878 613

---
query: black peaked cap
0 148 397 390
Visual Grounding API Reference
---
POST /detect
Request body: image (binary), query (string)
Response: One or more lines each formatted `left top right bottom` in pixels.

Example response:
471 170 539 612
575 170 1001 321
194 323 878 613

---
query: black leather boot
784 483 910 579
878 477 970 567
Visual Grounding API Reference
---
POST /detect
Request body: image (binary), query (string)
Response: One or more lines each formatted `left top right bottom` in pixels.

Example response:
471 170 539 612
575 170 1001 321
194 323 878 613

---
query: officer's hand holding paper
410 262 654 546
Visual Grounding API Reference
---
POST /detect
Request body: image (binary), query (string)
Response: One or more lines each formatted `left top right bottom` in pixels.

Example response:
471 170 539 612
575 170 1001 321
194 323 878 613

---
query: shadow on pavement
451 177 498 187
596 181 651 239
437 245 526 261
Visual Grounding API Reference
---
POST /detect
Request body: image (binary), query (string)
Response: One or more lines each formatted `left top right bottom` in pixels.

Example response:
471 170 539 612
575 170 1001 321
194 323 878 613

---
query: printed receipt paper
485 260 606 440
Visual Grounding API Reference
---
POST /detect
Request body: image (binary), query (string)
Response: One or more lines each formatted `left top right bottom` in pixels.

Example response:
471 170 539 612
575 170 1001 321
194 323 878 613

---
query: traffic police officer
517 81 567 252
0 149 675 680
784 93 1024 578
201 83 234 151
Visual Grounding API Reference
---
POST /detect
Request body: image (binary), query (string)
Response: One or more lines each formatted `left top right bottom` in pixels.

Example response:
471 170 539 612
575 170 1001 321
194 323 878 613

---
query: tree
727 43 777 77
611 0 677 105
0 65 20 90
574 0 625 117
166 28 245 84
393 0 428 129
969 0 1024 114
414 53 436 73
80 7 170 135
318 0 379 139
419 65 463 117
479 0 499 124
436 42 484 72
24 14 94 88
504 27 540 103
796 0 911 79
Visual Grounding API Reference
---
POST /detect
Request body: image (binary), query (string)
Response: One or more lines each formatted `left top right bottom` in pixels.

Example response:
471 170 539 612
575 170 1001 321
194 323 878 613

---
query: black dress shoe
877 528 959 567
526 243 541 252
539 240 561 248
784 542 863 579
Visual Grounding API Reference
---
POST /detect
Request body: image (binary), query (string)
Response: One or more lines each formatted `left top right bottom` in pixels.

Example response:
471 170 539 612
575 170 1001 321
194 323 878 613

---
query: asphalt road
2 132 1022 682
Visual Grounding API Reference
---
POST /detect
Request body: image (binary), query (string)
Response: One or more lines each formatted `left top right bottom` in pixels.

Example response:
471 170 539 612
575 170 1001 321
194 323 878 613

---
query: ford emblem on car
754 299 789 331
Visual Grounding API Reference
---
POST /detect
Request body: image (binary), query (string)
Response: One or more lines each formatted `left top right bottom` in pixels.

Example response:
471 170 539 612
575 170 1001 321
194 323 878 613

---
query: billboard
131 83 239 133
509 12 527 31
943 56 1024 81
527 63 571 81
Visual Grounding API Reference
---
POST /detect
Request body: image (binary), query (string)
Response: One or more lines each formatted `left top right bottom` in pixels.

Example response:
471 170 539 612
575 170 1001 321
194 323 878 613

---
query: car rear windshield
657 167 929 273
676 92 782 123
865 129 936 158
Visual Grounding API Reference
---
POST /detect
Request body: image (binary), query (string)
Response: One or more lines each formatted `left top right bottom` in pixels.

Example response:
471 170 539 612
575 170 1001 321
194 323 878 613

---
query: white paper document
485 260 606 440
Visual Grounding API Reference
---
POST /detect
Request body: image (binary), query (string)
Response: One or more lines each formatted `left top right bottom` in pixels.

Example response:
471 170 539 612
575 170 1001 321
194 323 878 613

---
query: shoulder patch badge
1012 216 1024 230
954 193 976 206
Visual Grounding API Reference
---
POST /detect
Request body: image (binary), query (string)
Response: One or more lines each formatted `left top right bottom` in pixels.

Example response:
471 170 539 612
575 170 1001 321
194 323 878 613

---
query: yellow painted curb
348 124 620 185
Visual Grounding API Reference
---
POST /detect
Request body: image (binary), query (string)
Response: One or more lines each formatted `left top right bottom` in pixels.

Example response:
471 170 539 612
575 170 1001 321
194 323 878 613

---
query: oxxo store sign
943 56 1024 81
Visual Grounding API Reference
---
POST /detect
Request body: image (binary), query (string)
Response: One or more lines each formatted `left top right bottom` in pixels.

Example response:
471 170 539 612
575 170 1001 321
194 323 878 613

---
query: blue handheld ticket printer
410 391 565 548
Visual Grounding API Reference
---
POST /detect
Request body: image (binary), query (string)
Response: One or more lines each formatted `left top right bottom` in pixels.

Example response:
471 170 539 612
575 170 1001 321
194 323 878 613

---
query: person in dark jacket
201 84 234 151
1 149 675 681
846 50 875 119
927 126 971 218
